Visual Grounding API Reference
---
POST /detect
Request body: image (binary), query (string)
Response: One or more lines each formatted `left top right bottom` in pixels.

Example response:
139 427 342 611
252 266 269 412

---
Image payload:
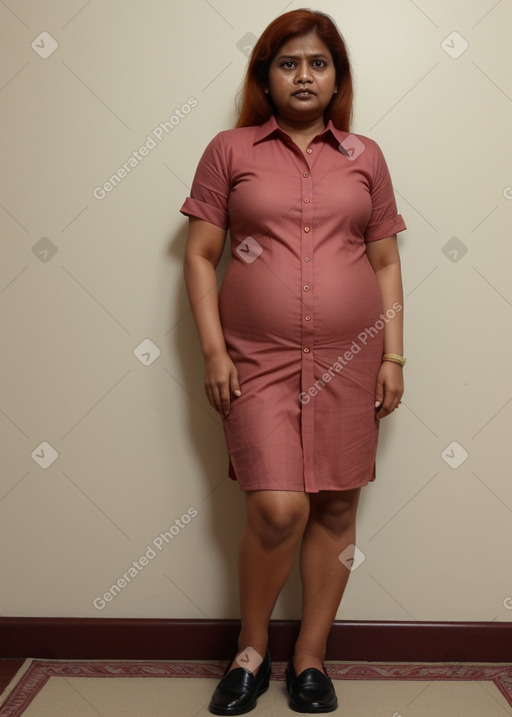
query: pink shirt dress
180 114 406 492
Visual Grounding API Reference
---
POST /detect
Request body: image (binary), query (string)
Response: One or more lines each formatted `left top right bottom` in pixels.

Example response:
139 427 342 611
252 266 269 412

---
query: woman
181 8 406 714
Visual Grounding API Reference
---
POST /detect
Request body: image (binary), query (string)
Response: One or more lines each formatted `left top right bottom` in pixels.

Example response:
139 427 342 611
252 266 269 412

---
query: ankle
292 647 326 675
237 634 268 658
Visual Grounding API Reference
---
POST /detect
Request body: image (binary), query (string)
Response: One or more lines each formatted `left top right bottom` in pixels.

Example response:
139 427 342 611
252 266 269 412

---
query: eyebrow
275 53 330 61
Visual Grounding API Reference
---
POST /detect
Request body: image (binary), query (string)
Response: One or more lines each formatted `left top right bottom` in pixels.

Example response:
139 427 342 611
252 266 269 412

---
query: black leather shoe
285 657 338 713
208 649 271 715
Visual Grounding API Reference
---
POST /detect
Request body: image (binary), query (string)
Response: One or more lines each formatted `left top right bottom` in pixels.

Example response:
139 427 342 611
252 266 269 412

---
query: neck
275 114 326 137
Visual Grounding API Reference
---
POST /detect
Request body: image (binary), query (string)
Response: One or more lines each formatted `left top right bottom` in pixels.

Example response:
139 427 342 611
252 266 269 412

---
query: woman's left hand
374 361 404 419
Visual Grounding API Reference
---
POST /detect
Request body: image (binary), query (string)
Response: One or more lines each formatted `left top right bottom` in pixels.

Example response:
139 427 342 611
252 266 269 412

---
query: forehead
274 31 332 58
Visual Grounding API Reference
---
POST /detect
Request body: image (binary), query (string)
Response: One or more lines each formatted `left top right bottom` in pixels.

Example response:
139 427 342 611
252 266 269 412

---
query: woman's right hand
204 352 241 417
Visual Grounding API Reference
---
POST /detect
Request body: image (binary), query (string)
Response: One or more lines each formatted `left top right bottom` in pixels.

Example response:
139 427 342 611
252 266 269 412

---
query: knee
310 490 360 538
316 508 353 537
248 497 309 548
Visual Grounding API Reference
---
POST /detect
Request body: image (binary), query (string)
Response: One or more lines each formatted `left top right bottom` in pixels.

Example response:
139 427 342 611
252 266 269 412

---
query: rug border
0 661 32 717
1 659 512 717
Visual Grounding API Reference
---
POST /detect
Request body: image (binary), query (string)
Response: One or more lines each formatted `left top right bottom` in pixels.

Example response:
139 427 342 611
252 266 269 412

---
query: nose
295 61 312 84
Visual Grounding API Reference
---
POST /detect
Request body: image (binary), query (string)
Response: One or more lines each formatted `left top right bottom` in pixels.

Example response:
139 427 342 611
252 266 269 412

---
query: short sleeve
364 141 406 242
179 133 230 229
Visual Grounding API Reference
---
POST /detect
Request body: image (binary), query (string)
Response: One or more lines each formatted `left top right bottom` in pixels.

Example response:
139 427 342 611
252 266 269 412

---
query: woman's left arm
365 235 404 419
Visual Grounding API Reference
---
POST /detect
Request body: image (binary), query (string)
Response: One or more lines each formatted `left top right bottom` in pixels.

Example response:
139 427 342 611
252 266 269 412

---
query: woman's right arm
183 216 241 417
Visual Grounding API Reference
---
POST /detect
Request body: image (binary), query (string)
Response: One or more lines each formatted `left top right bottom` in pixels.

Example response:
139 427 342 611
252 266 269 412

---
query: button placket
299 155 315 490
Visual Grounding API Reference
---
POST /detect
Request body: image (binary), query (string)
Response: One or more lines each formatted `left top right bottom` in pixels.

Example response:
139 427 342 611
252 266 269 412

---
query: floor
1 659 512 716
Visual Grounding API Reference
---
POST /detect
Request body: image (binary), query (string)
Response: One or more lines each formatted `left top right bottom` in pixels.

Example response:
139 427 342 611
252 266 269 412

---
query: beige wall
1 0 511 622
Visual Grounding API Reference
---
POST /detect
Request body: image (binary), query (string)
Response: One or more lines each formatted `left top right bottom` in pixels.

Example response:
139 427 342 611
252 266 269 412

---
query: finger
230 371 241 398
378 394 402 418
376 383 393 418
376 394 388 417
219 387 231 417
206 384 223 415
205 385 215 410
376 405 391 419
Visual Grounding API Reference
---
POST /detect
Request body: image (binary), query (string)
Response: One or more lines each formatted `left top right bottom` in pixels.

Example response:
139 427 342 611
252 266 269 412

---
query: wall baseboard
0 618 510 662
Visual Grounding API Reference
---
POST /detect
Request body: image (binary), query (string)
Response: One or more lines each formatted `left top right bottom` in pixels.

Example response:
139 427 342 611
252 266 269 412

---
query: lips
293 90 315 97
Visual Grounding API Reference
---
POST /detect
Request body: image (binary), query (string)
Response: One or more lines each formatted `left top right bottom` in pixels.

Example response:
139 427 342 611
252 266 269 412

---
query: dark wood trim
0 660 25 695
0 618 510 662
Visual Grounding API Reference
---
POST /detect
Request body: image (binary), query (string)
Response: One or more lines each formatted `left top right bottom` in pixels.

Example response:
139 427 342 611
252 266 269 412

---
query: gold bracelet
382 353 406 367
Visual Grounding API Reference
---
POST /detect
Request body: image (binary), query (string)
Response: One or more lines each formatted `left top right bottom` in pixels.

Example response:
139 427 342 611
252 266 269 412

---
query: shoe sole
288 700 338 714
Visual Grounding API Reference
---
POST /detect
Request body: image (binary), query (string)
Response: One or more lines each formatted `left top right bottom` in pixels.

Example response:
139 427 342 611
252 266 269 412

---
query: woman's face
266 31 337 125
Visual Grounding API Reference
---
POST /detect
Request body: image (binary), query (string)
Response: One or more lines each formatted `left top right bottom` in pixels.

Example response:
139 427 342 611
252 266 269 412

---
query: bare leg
293 487 361 675
228 490 310 673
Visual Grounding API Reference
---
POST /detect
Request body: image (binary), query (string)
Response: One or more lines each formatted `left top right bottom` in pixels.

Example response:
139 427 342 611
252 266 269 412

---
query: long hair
235 9 353 131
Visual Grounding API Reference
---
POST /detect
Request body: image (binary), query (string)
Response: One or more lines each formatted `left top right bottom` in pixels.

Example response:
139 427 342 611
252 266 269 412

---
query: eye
312 59 327 69
281 61 296 69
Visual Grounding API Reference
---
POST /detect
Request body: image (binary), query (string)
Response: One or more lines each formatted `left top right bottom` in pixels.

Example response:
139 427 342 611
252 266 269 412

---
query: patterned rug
1 659 512 716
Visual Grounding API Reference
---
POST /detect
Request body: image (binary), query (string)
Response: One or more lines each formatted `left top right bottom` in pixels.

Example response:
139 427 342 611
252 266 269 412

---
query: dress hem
235 479 374 493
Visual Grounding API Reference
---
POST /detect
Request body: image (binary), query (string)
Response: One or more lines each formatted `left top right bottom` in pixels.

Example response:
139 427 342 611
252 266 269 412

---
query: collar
252 113 347 145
